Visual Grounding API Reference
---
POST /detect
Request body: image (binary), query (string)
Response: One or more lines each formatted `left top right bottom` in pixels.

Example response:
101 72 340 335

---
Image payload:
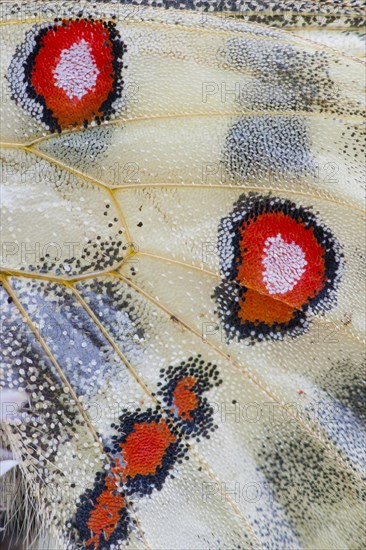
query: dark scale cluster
310 357 366 465
256 429 366 544
322 359 366 426
158 355 222 440
86 0 365 29
38 125 114 176
72 470 131 549
7 17 126 133
72 357 221 548
225 116 315 183
222 35 342 112
221 31 365 120
20 205 125 278
213 193 343 342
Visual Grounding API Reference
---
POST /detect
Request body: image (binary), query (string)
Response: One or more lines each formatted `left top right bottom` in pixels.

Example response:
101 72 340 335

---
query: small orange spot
119 421 176 479
86 475 125 548
238 289 295 325
172 376 199 421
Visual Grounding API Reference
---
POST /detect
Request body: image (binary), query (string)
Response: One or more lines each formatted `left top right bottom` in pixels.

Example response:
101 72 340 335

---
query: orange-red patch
119 420 176 479
85 475 125 548
74 357 222 547
238 288 296 325
171 376 199 421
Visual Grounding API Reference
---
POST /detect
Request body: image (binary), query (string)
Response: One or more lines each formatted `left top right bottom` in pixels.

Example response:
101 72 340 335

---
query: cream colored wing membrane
1 2 365 550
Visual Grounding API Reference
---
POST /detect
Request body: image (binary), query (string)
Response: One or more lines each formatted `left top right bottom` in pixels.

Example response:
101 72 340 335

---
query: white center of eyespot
262 233 307 295
53 39 99 100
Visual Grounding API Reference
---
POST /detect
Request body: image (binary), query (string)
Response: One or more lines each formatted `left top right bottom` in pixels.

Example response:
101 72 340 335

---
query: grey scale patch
9 278 136 399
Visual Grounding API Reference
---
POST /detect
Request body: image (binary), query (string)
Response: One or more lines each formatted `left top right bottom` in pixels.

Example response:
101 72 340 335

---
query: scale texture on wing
0 1 365 549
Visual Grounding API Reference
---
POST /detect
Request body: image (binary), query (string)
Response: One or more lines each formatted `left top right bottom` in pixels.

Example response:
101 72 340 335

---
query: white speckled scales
0 1 365 549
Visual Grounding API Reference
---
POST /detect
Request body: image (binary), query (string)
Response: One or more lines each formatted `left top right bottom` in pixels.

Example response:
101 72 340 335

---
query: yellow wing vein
3 110 363 149
111 270 366 487
4 144 364 214
136 251 365 345
68 282 264 550
0 275 152 550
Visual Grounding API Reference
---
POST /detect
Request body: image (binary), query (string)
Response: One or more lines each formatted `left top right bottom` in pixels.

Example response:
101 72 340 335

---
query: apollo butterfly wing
0 1 365 549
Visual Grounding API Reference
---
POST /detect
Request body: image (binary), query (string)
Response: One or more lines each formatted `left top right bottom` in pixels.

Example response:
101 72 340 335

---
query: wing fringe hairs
0 393 59 550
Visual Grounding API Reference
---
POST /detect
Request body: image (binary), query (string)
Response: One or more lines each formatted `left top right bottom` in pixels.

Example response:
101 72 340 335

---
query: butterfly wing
0 2 365 549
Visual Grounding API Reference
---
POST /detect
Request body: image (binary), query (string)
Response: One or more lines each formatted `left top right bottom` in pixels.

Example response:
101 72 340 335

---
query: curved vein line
1 276 151 550
1 249 363 345
234 14 366 64
22 146 109 191
18 109 364 148
111 270 366 485
0 254 135 284
110 189 135 250
0 12 359 46
137 251 365 345
138 251 220 277
97 19 366 62
21 146 134 245
5 142 364 214
68 282 262 549
115 183 365 215
1 278 102 445
1 2 365 68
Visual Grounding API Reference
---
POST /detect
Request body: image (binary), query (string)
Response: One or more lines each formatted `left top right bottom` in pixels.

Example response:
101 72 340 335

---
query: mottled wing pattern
88 0 366 55
0 1 365 549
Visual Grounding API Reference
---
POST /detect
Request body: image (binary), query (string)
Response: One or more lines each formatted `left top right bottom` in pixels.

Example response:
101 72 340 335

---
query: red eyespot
8 18 126 132
236 211 326 307
215 195 342 341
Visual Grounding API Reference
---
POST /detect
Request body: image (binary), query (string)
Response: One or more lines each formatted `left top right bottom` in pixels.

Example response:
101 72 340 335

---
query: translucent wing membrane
0 2 365 549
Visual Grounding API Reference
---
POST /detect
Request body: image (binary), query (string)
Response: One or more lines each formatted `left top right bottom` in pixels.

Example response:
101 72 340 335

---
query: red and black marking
73 357 221 547
158 356 222 440
73 471 130 548
8 17 126 132
106 408 185 497
214 194 342 342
